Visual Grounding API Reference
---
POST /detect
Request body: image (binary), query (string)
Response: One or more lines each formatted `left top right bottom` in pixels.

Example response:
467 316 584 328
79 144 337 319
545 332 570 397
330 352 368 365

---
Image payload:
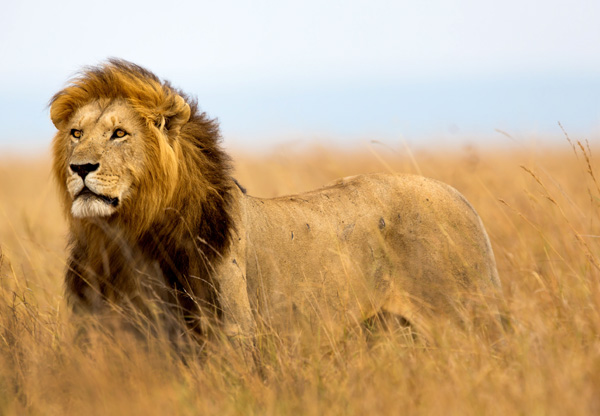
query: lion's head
50 60 232 242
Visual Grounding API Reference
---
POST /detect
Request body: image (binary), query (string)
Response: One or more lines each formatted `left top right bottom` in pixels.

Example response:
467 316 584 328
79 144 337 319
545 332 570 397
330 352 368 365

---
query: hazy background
1 0 599 154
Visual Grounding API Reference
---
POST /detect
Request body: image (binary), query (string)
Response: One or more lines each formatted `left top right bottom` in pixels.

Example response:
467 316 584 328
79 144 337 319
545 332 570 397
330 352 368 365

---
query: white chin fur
71 198 117 218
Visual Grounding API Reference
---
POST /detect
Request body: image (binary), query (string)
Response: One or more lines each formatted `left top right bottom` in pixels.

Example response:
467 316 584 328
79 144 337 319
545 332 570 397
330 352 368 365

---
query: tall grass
1 140 599 415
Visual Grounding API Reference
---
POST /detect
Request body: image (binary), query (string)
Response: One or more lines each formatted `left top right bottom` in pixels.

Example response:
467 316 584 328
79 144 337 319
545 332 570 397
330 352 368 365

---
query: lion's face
62 100 146 218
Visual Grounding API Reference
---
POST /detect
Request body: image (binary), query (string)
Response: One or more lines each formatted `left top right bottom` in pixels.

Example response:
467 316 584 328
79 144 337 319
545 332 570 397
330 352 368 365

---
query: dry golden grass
1 139 600 415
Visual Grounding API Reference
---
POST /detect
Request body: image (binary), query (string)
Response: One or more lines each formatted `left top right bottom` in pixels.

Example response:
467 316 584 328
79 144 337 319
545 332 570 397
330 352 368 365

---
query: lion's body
241 173 500 334
50 60 502 344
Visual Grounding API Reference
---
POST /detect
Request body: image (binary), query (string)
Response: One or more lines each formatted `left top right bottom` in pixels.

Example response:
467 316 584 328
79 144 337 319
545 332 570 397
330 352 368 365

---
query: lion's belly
243 173 500 332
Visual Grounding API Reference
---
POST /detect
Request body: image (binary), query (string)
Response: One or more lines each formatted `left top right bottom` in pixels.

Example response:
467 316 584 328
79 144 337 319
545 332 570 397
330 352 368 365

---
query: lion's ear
163 95 191 139
49 95 72 130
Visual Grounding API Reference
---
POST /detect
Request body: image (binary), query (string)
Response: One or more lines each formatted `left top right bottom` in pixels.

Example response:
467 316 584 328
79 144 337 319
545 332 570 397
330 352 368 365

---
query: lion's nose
70 163 100 179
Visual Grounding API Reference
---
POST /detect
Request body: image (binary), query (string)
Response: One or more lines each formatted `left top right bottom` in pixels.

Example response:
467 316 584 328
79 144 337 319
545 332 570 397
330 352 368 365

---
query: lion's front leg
215 251 257 355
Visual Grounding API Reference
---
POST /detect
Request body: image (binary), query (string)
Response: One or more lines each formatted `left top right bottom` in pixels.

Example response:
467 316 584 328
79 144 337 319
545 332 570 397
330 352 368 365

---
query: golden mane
50 60 235 324
50 60 188 132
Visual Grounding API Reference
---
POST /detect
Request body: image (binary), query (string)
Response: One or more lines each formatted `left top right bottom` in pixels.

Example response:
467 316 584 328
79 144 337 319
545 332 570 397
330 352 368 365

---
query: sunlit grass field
1 138 599 415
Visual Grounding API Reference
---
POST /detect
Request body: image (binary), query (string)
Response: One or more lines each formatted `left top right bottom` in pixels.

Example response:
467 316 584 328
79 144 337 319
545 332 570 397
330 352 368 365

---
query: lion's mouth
76 187 119 207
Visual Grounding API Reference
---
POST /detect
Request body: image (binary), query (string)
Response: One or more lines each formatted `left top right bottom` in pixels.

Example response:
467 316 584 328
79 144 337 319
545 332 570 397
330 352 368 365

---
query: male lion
50 60 502 346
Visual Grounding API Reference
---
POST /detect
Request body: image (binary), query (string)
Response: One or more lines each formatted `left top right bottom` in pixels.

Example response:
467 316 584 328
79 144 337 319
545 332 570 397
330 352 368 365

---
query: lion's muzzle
68 163 122 218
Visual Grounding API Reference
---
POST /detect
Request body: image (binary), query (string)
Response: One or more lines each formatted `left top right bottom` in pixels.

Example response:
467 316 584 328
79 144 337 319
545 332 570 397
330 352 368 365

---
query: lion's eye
71 129 82 139
111 129 128 140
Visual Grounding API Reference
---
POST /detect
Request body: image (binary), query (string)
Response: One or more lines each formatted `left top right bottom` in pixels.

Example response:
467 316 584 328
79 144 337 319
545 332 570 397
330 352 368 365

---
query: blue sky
1 0 599 153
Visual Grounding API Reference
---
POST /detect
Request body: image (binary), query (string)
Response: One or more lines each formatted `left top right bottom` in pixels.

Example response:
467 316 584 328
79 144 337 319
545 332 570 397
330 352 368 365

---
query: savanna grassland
1 138 600 415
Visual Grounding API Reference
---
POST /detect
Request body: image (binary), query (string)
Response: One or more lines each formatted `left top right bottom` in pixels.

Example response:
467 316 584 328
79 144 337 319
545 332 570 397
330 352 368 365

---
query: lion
50 59 503 347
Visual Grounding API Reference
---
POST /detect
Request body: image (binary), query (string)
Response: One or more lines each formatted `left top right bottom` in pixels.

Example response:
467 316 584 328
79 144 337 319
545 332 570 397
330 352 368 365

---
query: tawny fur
50 60 503 344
